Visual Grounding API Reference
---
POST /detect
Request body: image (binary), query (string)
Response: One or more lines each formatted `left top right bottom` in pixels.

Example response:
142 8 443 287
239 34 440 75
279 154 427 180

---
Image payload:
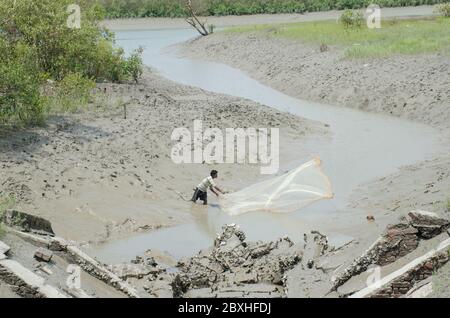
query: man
191 170 225 205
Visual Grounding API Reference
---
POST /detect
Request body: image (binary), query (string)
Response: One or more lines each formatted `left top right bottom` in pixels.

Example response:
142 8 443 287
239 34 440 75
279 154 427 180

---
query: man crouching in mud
191 170 225 205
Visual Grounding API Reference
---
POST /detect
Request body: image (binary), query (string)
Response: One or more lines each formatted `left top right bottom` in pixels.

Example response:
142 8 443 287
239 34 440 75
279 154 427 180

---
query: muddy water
88 29 442 264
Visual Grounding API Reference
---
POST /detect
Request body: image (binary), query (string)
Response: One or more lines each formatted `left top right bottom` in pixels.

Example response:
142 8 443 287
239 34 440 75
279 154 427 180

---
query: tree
0 0 143 125
185 0 210 36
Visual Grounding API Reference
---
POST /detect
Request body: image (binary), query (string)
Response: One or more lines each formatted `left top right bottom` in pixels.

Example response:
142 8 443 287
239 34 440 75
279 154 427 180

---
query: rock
144 278 174 298
34 248 53 262
0 241 11 255
215 283 282 298
311 230 329 257
0 253 6 260
142 250 177 267
249 243 273 258
3 210 54 236
332 223 419 290
407 210 450 239
109 263 164 280
367 215 375 221
332 210 450 291
39 266 53 275
231 272 258 284
171 224 301 297
48 237 68 251
184 287 214 298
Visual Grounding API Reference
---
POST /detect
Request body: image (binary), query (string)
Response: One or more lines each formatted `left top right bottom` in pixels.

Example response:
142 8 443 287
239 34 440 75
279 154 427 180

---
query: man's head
210 170 218 179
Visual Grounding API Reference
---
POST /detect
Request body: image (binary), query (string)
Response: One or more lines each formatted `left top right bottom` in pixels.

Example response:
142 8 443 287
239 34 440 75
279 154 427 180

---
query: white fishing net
219 158 333 216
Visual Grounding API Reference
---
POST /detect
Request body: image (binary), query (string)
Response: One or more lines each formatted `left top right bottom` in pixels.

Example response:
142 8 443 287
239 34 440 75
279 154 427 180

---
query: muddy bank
179 29 450 228
97 211 450 298
1 208 448 298
175 30 450 297
102 224 357 298
0 68 327 245
180 32 450 130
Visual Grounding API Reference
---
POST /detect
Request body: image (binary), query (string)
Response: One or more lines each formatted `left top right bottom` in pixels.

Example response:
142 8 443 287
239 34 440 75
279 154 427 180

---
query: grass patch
226 17 450 58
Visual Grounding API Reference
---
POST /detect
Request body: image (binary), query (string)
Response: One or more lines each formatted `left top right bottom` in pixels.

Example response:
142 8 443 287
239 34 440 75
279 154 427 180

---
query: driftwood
185 0 209 36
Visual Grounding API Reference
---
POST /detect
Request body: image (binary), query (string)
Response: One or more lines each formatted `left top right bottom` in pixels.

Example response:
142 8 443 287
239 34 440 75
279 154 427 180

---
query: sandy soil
0 69 326 245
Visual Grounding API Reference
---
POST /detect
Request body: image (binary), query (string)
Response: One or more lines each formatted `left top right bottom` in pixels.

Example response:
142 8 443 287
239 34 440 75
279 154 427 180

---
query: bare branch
185 0 209 36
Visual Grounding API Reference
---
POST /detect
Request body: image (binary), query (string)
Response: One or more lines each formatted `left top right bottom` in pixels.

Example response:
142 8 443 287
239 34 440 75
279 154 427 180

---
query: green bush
0 0 143 126
339 9 364 28
125 47 145 83
435 2 450 16
53 73 96 112
0 40 47 125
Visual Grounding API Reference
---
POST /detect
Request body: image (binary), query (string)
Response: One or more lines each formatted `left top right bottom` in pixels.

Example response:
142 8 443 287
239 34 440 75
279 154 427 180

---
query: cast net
219 158 333 216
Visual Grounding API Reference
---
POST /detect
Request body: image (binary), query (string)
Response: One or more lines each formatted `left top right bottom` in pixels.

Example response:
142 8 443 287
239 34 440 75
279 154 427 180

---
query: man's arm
214 186 225 194
210 186 220 197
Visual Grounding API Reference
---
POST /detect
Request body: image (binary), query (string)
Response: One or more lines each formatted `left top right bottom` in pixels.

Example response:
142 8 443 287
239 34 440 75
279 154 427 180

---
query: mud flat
174 22 450 297
180 28 450 223
180 32 450 130
0 68 326 245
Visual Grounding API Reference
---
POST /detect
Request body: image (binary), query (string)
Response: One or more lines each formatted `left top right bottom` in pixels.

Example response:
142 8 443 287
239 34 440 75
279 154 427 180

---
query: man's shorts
191 188 207 204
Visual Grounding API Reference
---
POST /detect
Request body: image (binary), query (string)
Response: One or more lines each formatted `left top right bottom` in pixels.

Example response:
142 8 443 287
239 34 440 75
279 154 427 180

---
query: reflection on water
88 29 442 263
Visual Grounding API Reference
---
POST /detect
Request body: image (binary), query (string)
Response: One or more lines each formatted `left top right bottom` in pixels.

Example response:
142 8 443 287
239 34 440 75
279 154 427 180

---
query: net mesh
219 158 333 216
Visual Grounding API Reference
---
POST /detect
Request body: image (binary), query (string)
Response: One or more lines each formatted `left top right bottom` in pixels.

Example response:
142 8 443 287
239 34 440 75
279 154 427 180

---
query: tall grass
227 17 450 58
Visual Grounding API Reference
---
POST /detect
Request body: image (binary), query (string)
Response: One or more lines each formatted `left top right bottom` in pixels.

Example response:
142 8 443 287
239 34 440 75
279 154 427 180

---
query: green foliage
435 2 450 16
339 9 364 28
206 0 306 15
0 40 47 125
0 0 143 126
52 73 96 112
98 0 449 18
125 47 145 83
99 0 187 18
